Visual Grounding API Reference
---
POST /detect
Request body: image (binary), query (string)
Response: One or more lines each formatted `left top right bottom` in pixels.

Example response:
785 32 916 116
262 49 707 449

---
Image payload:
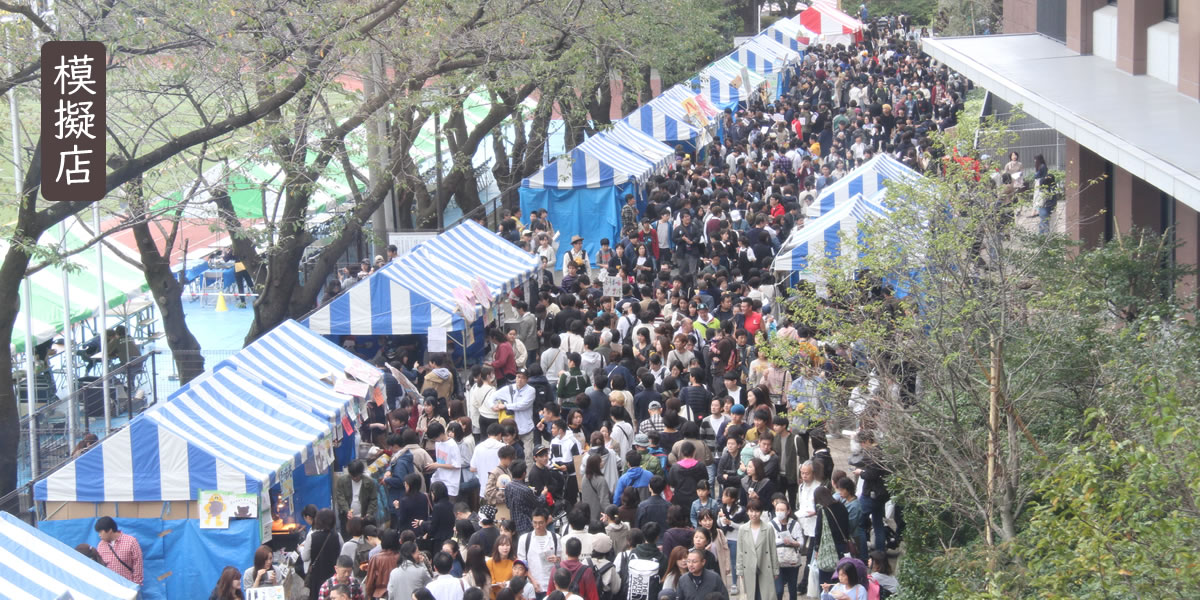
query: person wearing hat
588 533 620 597
493 369 537 457
692 303 720 341
631 432 664 479
528 445 565 504
639 401 665 437
562 235 590 280
717 404 748 449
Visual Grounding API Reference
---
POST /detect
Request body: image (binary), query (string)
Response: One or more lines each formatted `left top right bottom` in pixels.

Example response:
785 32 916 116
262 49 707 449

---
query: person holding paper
493 369 536 457
427 422 462 498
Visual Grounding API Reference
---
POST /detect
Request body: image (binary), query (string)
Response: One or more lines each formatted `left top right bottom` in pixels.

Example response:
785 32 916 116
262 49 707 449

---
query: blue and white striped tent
577 133 660 185
522 146 635 190
731 37 800 74
765 17 808 52
696 58 768 108
648 85 709 124
0 512 139 600
808 154 922 218
390 220 540 315
773 191 891 276
35 320 371 503
302 263 465 335
621 104 711 147
605 121 678 174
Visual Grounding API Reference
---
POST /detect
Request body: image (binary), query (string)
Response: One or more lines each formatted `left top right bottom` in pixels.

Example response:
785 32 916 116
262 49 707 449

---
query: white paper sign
427 326 448 353
333 377 370 399
344 361 381 386
247 587 286 600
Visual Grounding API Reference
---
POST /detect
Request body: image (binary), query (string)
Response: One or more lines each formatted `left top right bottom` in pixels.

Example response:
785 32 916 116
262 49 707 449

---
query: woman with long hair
209 566 244 600
305 510 342 600
696 509 733 592
242 545 283 591
618 487 640 525
742 457 776 505
488 533 517 590
580 452 612 511
810 486 852 588
463 544 493 591
660 545 691 592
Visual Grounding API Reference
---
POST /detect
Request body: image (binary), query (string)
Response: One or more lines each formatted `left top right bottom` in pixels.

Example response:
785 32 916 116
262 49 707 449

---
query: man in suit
334 460 379 530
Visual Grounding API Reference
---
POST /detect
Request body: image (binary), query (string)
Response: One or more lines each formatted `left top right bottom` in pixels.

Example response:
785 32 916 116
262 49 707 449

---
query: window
1165 0 1178 21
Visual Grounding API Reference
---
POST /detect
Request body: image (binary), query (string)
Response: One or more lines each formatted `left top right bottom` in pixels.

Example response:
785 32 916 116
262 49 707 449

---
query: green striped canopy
9 216 150 354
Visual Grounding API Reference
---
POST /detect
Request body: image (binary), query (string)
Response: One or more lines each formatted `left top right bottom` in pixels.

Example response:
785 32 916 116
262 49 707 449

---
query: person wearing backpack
588 534 621 600
518 507 562 593
558 537 599 600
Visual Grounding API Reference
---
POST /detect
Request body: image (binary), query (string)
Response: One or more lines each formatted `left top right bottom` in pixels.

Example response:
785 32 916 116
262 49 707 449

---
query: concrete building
922 0 1200 295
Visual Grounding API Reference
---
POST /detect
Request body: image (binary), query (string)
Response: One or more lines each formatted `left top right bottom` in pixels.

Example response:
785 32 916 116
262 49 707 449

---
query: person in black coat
659 505 696 564
305 509 342 600
810 486 852 587
394 473 430 534
667 441 708 509
635 476 672 541
418 481 455 554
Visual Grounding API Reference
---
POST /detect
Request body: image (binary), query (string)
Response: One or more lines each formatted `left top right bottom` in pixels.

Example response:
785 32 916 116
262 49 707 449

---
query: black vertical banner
41 41 106 202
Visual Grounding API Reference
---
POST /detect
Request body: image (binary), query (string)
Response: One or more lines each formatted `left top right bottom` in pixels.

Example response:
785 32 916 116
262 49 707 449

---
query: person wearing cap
717 404 747 449
588 533 620 595
562 235 590 280
632 432 664 479
528 445 565 504
692 303 720 341
493 369 537 457
639 400 665 437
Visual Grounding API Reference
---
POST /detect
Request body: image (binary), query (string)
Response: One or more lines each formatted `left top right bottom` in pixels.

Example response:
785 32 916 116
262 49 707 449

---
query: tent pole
60 221 78 449
95 202 111 434
24 277 39 478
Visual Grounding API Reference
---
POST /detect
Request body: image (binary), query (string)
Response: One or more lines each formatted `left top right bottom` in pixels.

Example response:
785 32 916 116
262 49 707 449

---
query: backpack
530 380 555 417
568 561 596 600
592 560 617 600
866 576 882 600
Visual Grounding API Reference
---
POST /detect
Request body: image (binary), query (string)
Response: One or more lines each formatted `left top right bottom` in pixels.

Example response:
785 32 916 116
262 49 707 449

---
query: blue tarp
520 184 632 263
40 518 259 600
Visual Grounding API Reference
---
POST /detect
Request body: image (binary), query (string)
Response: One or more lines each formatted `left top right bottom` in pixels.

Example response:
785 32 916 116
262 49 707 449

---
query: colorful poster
278 460 295 499
473 277 492 309
199 490 233 529
229 492 258 519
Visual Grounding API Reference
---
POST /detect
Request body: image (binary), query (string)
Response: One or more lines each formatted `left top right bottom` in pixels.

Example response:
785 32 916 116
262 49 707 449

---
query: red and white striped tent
797 0 864 46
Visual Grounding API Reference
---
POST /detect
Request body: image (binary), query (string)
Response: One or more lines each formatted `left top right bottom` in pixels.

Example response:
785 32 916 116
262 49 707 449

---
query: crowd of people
72 12 966 600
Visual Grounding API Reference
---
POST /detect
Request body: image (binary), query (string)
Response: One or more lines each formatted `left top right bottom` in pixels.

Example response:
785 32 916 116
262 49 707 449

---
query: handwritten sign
344 361 381 386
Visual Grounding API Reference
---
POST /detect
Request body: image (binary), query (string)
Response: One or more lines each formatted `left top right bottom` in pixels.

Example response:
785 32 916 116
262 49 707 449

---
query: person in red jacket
489 329 517 382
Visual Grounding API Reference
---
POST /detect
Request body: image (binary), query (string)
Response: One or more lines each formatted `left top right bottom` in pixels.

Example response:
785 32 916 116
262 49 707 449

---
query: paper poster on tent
428 326 448 353
229 492 258 519
344 360 381 386
334 376 370 399
473 277 492 309
199 490 233 529
278 460 295 499
314 435 334 473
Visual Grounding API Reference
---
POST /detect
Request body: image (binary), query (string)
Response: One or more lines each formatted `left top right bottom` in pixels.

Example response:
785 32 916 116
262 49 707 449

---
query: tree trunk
127 179 206 384
735 0 759 36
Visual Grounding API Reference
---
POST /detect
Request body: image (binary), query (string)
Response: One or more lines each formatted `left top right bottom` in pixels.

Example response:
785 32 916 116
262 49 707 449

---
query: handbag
815 510 838 572
772 521 802 567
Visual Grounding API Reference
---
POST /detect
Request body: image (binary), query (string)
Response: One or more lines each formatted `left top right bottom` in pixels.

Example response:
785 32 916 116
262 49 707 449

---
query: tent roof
620 104 710 146
606 121 678 173
0 512 140 600
732 37 802 73
577 133 661 184
808 154 921 218
797 2 864 43
302 263 465 335
522 147 636 190
9 216 149 353
774 191 890 273
35 320 371 502
766 18 808 51
387 220 540 317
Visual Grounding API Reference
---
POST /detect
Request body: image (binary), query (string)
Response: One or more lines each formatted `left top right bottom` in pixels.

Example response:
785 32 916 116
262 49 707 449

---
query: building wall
1067 0 1108 54
1117 0 1165 74
1180 0 1200 99
1065 138 1107 247
1003 0 1038 33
